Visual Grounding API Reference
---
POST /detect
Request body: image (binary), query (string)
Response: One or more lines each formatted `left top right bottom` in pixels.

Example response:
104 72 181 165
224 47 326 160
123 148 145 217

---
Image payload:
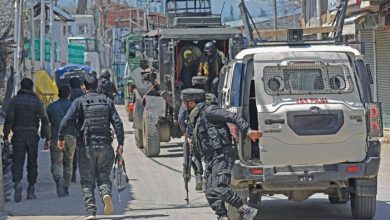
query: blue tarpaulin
54 65 91 86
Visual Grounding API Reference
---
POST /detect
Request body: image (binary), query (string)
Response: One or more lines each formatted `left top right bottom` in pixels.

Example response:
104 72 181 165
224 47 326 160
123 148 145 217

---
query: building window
78 25 88 35
385 14 390 26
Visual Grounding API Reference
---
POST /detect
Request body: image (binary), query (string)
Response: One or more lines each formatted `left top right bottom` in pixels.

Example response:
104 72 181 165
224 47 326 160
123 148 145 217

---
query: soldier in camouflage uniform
58 73 124 220
184 88 262 220
46 85 76 197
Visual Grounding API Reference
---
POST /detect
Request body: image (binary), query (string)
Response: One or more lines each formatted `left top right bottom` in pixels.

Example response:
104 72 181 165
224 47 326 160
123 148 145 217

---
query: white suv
220 44 382 220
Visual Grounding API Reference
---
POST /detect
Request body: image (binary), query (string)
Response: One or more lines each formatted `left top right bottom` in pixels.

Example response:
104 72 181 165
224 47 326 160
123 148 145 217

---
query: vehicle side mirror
366 64 374 85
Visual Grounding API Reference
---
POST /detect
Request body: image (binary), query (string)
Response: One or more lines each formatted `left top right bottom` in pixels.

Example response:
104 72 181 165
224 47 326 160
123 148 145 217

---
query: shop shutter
375 30 390 127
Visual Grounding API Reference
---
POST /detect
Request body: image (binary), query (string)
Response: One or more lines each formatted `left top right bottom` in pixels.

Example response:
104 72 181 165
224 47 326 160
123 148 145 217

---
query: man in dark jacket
179 50 198 90
58 73 124 220
198 42 225 91
98 69 117 100
3 78 51 202
184 88 262 220
70 77 85 102
46 85 76 197
69 77 85 182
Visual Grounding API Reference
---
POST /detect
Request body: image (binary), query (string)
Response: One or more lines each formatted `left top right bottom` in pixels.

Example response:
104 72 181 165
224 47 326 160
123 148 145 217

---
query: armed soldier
179 76 216 193
198 42 225 91
2 78 51 202
58 73 124 220
184 88 262 220
98 69 117 100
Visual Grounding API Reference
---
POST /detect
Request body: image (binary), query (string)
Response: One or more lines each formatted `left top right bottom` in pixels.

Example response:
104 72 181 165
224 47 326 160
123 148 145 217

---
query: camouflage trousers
205 149 244 217
79 144 115 214
50 135 76 187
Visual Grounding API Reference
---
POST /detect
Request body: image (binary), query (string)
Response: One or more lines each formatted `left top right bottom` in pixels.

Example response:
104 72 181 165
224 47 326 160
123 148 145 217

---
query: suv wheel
329 188 349 204
350 178 377 219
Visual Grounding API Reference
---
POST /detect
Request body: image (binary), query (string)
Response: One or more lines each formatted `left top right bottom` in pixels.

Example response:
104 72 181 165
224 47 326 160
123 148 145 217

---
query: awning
344 13 369 25
33 3 74 22
342 12 378 35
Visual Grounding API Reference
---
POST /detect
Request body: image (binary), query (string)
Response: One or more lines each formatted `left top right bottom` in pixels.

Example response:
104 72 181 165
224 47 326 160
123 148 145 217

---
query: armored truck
129 0 243 157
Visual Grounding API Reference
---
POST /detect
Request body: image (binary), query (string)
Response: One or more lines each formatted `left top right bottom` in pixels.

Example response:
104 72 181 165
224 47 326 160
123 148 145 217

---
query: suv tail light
366 103 383 137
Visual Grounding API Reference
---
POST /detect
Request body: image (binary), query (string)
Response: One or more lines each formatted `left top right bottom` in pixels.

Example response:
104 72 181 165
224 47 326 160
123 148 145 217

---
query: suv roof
235 45 362 59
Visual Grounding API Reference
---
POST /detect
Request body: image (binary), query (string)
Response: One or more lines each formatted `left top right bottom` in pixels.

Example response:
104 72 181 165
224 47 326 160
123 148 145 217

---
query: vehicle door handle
264 119 285 125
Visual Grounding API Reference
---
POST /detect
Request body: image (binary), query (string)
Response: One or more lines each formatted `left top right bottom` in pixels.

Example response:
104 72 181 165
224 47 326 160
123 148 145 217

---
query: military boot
71 173 77 183
27 185 36 200
217 216 229 220
55 178 65 197
84 211 96 220
195 174 203 191
239 204 258 220
14 182 23 202
64 186 69 196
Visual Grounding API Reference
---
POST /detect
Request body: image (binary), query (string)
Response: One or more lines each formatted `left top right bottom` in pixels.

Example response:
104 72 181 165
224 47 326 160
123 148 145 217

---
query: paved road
2 106 390 220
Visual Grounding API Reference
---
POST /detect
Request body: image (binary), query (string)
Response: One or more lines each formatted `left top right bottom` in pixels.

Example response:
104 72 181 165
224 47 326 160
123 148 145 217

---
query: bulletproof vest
80 94 111 144
195 105 232 156
13 94 41 131
98 78 114 99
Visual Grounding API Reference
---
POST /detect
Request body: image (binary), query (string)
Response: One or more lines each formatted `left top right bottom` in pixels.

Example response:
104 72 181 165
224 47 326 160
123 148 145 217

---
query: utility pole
13 0 24 94
13 0 20 95
40 0 46 70
273 0 277 40
0 144 3 212
30 0 36 79
316 0 322 40
50 0 55 75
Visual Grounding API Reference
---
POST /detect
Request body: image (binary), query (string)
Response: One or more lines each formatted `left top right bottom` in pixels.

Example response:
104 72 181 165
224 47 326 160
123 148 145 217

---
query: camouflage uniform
186 90 258 219
58 91 124 216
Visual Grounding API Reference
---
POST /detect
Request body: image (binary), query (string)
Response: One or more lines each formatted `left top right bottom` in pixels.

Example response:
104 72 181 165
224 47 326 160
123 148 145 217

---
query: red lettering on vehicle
296 98 328 104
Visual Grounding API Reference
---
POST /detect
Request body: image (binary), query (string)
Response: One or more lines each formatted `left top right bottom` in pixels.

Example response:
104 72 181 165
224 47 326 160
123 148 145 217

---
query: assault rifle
183 141 191 204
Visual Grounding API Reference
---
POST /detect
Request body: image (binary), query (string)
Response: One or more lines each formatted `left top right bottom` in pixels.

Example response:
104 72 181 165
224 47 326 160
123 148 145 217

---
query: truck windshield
263 62 354 95
166 0 211 14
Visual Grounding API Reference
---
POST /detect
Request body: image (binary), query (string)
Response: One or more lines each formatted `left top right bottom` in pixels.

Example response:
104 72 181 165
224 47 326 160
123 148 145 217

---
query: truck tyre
329 188 349 204
143 110 160 157
134 129 143 148
350 178 377 219
128 112 134 122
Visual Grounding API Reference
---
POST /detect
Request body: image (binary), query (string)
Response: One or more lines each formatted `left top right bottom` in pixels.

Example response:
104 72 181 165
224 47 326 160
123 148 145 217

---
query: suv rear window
263 62 354 95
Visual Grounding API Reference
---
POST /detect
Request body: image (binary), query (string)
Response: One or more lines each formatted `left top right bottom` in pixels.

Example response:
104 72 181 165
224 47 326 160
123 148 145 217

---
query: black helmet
204 42 216 53
90 70 97 76
100 69 111 79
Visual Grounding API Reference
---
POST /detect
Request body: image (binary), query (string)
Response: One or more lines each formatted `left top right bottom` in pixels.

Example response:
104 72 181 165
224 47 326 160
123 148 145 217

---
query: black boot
27 185 36 200
64 186 69 196
195 174 203 191
71 172 77 183
239 204 258 220
14 182 23 202
55 179 65 197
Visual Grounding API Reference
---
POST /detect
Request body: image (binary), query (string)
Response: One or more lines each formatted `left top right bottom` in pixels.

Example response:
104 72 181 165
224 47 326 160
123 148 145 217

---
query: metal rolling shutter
360 30 376 101
375 30 390 127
